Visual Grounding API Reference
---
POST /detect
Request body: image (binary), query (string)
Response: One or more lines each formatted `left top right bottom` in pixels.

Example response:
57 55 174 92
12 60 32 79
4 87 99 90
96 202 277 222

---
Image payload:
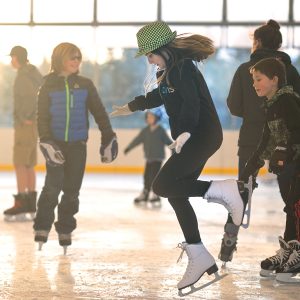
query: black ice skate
276 240 300 283
3 194 30 222
218 222 239 267
260 236 292 277
176 242 227 297
58 233 72 255
34 230 49 251
134 189 149 206
148 190 161 208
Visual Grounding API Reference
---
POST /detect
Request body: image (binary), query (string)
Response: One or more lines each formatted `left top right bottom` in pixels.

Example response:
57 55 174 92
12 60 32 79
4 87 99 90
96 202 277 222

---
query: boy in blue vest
33 42 118 254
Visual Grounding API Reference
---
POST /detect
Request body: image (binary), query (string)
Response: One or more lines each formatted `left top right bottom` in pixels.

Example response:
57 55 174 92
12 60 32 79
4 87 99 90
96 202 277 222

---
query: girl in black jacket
111 21 249 292
242 57 300 282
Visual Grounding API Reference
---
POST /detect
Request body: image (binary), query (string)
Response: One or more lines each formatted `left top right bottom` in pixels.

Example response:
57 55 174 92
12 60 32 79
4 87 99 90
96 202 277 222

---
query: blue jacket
38 73 115 144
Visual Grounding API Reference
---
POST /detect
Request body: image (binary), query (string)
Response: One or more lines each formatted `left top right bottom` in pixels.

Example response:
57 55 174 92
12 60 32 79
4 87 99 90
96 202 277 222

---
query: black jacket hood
250 48 292 65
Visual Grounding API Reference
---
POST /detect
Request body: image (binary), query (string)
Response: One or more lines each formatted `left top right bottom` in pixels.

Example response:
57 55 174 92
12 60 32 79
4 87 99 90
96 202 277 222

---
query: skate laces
176 243 186 263
284 249 300 268
269 247 289 265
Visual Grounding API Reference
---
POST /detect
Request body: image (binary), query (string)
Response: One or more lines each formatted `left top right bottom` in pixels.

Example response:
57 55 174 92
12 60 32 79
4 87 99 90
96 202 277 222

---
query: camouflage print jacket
255 85 300 162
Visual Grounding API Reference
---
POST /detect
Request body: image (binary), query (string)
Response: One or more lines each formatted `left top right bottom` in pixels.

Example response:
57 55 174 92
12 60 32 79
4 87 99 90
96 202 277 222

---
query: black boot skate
218 221 239 266
260 236 292 277
27 191 37 220
3 193 29 222
58 233 72 255
276 240 300 283
148 190 161 208
34 230 50 251
134 189 149 205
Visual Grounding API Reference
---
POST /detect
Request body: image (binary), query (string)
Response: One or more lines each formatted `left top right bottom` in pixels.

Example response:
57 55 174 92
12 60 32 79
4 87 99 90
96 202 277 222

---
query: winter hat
135 21 177 57
9 46 28 64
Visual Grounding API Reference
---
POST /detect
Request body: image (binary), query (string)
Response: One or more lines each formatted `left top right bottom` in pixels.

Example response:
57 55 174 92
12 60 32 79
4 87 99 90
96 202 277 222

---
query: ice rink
1 171 300 299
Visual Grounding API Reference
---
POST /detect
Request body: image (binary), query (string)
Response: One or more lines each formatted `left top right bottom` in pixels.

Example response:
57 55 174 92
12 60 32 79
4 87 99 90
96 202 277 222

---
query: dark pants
33 141 87 234
144 161 162 191
277 162 300 241
152 133 221 244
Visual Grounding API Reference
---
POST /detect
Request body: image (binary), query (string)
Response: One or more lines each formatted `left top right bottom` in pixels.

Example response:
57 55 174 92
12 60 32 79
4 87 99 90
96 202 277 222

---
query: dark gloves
240 155 265 183
269 145 288 175
100 136 118 163
39 140 65 167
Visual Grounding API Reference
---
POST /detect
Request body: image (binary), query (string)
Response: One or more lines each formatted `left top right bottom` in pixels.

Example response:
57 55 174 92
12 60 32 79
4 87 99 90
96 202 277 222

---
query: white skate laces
176 243 185 261
204 179 245 226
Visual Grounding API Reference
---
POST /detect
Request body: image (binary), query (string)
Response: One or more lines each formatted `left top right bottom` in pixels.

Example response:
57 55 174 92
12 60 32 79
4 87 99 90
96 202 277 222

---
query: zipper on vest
64 79 70 142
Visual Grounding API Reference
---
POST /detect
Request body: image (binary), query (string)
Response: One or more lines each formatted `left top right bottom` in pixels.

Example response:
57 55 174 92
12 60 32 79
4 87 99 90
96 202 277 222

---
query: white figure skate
177 242 227 297
204 179 246 226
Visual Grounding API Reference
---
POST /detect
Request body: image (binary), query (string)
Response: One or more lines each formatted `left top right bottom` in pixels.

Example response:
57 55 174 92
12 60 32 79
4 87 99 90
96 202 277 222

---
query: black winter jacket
255 86 300 161
128 59 223 148
227 48 300 150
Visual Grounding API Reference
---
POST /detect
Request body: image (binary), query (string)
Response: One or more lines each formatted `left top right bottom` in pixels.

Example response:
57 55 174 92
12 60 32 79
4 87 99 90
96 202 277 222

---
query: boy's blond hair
50 42 82 74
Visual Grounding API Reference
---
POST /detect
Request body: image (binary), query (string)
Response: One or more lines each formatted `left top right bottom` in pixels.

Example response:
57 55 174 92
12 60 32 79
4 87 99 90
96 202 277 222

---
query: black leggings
152 134 221 244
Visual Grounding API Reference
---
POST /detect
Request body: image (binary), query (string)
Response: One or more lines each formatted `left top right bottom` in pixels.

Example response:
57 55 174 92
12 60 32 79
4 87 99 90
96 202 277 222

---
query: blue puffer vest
50 85 88 142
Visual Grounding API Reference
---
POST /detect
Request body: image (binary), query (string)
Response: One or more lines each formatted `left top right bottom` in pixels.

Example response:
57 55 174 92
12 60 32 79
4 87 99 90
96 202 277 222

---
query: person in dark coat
220 19 300 265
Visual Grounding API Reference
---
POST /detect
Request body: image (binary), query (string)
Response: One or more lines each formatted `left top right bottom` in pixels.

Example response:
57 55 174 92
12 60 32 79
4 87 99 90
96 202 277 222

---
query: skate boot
34 230 49 251
3 193 29 222
218 221 239 266
177 242 219 294
276 240 300 283
148 190 161 208
134 189 149 205
58 233 72 255
27 191 37 220
204 179 246 226
260 236 292 277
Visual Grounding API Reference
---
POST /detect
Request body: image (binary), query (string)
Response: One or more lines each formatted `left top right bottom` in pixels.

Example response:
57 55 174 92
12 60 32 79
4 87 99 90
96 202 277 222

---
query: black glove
39 140 65 167
240 155 265 183
269 145 288 175
100 136 118 163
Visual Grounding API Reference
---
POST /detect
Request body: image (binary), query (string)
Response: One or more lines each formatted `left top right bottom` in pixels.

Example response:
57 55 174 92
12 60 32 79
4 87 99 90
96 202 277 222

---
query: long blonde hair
152 33 215 86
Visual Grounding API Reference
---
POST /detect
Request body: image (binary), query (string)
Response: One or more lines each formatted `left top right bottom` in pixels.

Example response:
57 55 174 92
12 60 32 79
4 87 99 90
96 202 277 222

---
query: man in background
3 46 43 221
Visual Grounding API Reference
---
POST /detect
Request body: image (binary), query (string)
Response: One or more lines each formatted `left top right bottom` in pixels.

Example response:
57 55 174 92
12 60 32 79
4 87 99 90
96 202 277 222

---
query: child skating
111 21 250 294
242 57 300 283
33 42 118 254
124 109 172 207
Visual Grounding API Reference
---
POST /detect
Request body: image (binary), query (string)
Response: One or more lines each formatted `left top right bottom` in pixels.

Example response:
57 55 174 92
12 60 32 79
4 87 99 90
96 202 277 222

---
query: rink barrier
0 164 268 175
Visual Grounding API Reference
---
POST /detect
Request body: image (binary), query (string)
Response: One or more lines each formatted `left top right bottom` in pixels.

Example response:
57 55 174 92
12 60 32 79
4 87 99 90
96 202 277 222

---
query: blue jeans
33 141 87 234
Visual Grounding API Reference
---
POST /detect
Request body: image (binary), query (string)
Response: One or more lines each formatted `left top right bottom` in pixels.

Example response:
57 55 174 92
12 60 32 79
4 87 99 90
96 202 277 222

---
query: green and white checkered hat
135 21 177 58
